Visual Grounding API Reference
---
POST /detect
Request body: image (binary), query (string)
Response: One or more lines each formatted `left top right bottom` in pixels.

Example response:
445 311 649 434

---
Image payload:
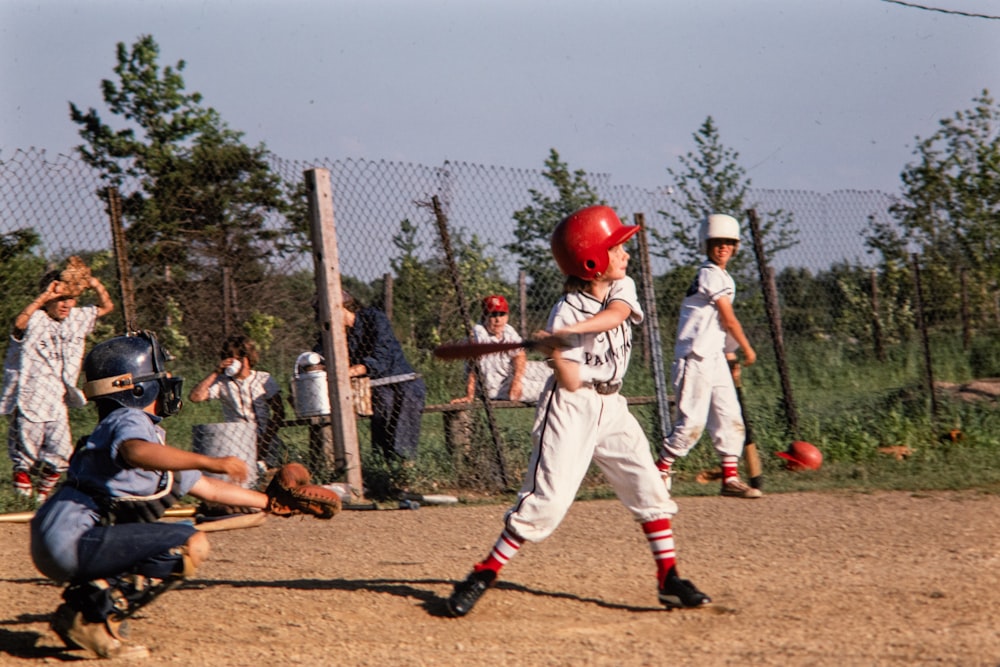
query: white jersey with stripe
547 276 643 385
673 261 735 360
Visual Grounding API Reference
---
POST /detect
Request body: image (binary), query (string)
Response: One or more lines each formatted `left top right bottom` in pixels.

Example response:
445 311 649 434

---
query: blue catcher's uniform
31 407 201 622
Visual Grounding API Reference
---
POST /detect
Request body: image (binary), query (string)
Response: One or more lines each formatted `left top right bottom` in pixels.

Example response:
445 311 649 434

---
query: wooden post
870 269 885 362
382 272 394 322
911 253 938 420
304 168 364 497
222 266 233 338
747 209 799 439
518 271 528 335
106 187 137 328
634 215 652 368
634 213 671 440
960 268 970 351
431 195 510 490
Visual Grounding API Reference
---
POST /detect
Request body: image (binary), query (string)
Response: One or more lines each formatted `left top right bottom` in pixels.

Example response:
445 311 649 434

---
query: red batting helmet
777 441 823 471
551 205 640 280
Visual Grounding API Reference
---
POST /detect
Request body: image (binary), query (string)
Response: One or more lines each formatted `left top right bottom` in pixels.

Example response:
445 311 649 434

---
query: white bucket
291 370 331 418
192 422 259 489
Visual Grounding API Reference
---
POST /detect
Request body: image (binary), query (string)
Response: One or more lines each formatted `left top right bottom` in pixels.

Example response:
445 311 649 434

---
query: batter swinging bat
433 335 571 361
730 359 764 490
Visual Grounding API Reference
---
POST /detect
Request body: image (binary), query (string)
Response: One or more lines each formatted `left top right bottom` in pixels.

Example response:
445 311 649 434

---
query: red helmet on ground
777 441 823 471
551 205 640 280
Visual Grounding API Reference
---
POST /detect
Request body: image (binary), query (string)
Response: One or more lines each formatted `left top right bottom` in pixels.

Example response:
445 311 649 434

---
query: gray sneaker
721 477 763 499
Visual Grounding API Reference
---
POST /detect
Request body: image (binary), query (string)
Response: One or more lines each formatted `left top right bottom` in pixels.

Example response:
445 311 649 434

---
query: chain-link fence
2 147 995 500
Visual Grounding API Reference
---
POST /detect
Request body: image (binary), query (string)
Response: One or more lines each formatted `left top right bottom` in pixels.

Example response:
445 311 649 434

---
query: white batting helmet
698 213 741 255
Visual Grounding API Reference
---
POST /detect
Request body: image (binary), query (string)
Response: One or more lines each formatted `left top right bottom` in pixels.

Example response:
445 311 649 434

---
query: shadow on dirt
191 576 696 617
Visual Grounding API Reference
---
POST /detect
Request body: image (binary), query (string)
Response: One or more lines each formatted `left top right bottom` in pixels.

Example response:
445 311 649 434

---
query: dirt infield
1 490 998 666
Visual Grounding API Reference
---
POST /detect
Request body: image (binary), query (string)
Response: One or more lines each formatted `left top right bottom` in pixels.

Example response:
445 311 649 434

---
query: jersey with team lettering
546 276 643 385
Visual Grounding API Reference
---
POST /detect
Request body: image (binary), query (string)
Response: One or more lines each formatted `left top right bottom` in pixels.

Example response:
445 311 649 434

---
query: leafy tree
885 89 1000 330
505 149 603 312
69 35 299 351
654 117 798 286
389 218 440 346
388 218 509 350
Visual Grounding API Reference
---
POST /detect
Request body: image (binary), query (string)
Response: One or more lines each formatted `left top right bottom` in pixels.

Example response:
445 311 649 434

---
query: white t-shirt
673 261 735 360
204 369 281 438
468 322 523 399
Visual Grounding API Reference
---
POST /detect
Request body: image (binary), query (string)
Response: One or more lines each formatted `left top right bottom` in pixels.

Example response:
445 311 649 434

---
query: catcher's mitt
264 462 341 519
60 256 92 297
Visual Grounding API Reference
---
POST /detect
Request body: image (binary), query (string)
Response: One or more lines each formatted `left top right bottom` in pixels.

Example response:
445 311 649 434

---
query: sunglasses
487 311 508 318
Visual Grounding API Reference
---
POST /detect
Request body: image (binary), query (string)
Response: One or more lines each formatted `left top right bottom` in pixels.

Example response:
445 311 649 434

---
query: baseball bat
730 360 764 490
433 335 570 361
0 505 199 524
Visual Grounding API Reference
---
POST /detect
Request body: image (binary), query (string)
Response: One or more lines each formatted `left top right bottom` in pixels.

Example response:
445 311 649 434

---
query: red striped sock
474 528 524 575
656 457 673 474
642 518 676 586
722 455 739 481
36 469 62 501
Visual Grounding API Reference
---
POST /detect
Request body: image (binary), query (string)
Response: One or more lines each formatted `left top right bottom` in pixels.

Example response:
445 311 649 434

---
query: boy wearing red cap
450 295 550 404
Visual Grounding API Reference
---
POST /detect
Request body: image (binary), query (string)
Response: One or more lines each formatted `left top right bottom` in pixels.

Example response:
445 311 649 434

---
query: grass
1 334 999 513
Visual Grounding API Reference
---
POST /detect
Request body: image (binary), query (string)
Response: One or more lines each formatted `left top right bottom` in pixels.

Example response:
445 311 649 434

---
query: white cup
224 360 242 377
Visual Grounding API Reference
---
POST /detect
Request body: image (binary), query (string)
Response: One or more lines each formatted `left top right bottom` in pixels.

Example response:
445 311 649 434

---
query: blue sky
2 0 998 195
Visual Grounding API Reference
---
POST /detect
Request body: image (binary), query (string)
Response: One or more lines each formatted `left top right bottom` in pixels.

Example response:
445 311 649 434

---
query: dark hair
563 275 590 293
39 269 61 293
220 334 260 367
341 289 362 313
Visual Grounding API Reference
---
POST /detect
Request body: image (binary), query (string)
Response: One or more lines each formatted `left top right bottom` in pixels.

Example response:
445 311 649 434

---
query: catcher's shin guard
62 545 197 623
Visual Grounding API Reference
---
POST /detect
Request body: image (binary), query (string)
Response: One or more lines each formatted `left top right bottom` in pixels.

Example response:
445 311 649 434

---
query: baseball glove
60 256 92 297
264 462 341 519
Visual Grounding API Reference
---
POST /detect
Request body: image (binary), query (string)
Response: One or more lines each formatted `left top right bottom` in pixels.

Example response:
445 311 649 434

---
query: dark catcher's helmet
82 330 183 417
551 205 640 281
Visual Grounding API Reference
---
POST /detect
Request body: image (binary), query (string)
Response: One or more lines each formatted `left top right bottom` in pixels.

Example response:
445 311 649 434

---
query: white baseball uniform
2 306 100 472
468 323 551 403
661 261 745 461
505 277 678 543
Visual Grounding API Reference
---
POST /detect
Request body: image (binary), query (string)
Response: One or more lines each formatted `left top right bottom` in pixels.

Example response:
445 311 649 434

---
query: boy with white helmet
657 213 761 498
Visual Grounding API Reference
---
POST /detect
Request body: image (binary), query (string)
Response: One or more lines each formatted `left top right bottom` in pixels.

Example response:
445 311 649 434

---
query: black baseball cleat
658 567 712 609
447 569 496 617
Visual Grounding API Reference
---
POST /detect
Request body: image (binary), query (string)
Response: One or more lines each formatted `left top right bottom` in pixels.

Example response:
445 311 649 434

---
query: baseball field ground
0 489 997 665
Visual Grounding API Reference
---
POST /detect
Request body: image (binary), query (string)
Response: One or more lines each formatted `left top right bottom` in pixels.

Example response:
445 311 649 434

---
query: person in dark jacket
338 290 426 489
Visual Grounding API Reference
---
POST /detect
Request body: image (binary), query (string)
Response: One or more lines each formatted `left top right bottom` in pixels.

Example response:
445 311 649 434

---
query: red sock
642 518 676 586
474 528 524 575
656 457 673 474
721 455 739 481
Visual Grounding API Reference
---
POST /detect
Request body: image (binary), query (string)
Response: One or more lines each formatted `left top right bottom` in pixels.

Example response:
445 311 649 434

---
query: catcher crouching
30 330 340 660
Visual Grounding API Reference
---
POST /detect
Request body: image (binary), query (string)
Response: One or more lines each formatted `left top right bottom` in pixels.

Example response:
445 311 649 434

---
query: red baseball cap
482 295 509 314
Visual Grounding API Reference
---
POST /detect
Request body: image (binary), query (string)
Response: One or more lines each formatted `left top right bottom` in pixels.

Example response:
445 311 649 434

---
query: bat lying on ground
0 505 265 532
0 505 196 525
433 334 571 361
